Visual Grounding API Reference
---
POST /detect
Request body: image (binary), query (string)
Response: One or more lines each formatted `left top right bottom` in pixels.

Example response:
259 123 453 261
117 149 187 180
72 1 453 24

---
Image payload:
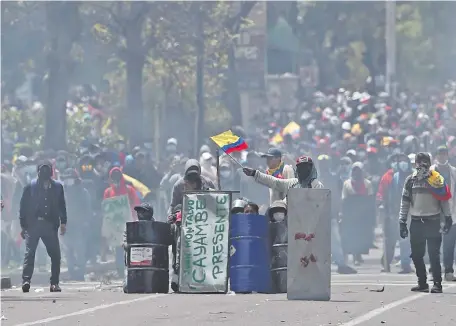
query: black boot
411 282 429 292
430 282 442 294
22 281 30 293
50 284 61 292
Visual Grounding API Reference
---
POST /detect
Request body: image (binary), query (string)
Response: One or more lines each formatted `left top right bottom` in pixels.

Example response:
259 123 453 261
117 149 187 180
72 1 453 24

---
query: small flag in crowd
426 170 452 201
210 130 248 154
283 121 301 140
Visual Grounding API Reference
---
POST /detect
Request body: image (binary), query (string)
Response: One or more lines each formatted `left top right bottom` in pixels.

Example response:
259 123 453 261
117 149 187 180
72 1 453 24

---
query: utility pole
385 0 396 97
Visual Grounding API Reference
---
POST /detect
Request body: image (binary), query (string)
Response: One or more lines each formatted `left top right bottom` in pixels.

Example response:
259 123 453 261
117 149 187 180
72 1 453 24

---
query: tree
44 1 81 150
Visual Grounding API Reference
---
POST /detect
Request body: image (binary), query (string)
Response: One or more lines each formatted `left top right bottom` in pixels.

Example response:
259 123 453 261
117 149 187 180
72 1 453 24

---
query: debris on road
370 286 385 292
34 288 44 293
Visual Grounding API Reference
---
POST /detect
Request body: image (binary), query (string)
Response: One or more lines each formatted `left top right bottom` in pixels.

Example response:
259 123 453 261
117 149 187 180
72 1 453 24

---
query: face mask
56 161 67 171
64 178 75 186
137 211 152 221
398 161 409 172
220 170 231 178
272 212 286 222
437 159 448 166
166 145 177 152
391 162 398 172
116 144 126 152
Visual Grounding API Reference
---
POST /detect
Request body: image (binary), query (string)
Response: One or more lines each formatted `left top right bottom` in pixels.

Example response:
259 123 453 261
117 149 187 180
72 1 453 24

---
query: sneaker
337 265 358 274
444 273 456 282
22 281 30 293
411 283 429 292
50 284 61 292
430 283 443 294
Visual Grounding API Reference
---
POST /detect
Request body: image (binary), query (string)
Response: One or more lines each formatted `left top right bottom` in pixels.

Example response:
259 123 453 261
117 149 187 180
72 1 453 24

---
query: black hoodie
167 159 215 215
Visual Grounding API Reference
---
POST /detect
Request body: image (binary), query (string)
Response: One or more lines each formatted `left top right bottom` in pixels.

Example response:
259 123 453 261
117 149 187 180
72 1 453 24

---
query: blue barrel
229 214 271 293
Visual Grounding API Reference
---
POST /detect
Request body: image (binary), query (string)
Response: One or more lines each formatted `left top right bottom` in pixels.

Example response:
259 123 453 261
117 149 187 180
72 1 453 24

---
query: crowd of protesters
1 81 456 281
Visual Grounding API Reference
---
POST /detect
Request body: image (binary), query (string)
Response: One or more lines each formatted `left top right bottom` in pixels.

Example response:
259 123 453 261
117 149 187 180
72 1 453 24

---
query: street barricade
287 189 331 301
124 221 172 293
178 191 232 293
229 213 271 293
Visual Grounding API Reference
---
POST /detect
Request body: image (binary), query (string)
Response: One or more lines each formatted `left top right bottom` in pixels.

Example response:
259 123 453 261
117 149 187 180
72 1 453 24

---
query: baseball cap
134 203 154 215
261 148 282 158
437 145 449 154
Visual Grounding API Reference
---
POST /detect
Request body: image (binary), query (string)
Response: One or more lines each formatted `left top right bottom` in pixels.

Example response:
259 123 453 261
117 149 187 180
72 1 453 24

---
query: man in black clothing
19 162 67 293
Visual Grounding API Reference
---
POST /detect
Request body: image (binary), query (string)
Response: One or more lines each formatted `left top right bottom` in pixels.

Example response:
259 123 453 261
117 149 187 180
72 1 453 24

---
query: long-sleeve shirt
252 170 324 203
399 175 451 223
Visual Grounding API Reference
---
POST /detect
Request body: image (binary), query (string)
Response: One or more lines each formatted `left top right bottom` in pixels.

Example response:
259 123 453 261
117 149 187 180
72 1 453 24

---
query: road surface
2 252 456 326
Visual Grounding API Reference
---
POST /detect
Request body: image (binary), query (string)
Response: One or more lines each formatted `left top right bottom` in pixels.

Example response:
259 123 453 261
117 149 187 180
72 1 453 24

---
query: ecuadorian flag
426 170 452 201
210 130 248 154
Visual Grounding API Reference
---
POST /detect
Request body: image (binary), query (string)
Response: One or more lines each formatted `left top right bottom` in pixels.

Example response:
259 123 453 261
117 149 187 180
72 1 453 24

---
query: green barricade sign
101 195 131 247
178 192 231 293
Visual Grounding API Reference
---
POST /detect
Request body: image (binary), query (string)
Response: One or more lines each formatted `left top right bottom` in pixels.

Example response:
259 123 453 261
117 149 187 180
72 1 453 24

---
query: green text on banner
178 192 231 293
101 195 131 247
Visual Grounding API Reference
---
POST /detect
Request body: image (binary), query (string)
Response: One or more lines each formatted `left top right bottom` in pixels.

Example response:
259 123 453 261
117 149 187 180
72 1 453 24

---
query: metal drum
229 214 271 293
124 221 172 293
270 219 288 293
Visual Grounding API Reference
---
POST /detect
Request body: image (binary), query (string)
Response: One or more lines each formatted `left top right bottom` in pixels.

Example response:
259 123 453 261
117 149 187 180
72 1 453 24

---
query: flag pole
216 149 221 190
222 151 244 169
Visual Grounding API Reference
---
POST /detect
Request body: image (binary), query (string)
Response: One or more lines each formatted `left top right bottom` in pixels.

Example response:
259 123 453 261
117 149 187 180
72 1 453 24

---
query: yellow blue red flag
427 170 452 201
210 130 248 154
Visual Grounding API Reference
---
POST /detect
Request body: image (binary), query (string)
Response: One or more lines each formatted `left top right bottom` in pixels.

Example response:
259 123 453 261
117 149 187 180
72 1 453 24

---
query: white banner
178 192 231 293
101 195 131 247
287 189 331 301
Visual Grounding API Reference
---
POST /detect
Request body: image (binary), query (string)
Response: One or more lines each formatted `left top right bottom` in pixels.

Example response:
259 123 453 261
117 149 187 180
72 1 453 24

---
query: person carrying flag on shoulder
399 152 452 294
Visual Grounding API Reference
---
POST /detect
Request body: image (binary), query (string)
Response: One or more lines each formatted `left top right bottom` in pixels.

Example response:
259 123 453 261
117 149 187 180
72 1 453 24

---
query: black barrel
124 221 172 293
270 219 288 293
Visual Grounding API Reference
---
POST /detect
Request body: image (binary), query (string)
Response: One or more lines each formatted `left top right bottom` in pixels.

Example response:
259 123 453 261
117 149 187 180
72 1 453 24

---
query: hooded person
339 162 376 267
399 152 452 293
199 152 217 186
242 155 324 204
379 153 413 273
103 167 140 221
19 161 67 293
167 159 215 216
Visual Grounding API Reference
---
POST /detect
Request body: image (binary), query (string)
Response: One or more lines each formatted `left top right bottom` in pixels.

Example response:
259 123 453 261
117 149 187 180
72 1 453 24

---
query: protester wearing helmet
242 155 324 202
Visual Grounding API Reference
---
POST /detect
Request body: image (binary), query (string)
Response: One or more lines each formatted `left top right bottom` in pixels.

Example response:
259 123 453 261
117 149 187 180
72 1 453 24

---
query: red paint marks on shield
300 254 317 268
295 233 315 241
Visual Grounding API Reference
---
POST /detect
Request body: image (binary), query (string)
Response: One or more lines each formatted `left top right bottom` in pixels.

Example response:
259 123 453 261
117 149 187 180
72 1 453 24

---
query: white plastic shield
287 188 331 301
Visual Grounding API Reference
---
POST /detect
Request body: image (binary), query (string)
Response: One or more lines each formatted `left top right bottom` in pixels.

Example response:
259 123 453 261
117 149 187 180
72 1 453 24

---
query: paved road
2 252 456 326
